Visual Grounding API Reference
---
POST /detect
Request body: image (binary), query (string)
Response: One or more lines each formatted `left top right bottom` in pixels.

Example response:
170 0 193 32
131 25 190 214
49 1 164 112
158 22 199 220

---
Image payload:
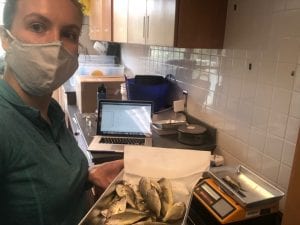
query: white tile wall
120 0 300 211
261 155 280 182
264 134 284 161
79 16 98 55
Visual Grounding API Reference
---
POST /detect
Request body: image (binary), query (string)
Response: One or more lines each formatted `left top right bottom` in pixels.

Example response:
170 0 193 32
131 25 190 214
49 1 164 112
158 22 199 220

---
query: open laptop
88 99 153 152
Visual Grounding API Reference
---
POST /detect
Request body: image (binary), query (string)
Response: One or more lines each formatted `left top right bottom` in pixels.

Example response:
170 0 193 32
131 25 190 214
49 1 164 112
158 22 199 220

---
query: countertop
65 104 217 164
65 100 281 225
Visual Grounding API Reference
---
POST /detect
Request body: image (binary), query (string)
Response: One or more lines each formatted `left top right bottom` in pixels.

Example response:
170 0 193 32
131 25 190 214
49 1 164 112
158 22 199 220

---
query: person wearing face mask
0 0 123 225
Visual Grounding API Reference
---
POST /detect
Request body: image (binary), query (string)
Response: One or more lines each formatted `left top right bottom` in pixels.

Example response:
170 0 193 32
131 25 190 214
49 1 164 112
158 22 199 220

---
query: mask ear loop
3 29 15 41
0 25 7 39
0 26 15 43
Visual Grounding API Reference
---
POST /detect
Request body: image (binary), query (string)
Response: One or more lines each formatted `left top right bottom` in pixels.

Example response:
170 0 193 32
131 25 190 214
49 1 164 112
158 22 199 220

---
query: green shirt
0 80 90 225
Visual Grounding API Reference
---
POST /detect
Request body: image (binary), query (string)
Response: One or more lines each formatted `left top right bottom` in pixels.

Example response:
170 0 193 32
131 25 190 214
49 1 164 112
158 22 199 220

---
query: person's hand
88 159 124 190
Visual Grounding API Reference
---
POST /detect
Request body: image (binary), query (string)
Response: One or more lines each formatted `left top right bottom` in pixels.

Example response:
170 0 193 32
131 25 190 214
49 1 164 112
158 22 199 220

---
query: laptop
88 99 153 152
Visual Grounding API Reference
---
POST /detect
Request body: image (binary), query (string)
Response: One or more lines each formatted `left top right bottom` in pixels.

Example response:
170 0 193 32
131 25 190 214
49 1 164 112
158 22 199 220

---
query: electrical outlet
173 100 185 112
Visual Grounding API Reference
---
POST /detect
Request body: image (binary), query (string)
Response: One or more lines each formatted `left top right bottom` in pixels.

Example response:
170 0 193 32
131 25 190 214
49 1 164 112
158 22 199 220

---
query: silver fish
162 202 186 222
116 183 137 209
146 188 161 218
150 179 162 194
223 175 246 192
132 185 148 212
96 192 116 209
105 211 148 225
139 177 152 200
88 208 101 218
107 196 127 217
158 178 173 216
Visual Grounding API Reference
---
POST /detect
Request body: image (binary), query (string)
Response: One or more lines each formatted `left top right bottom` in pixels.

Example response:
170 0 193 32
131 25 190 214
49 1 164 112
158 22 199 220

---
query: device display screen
201 183 220 201
212 198 235 218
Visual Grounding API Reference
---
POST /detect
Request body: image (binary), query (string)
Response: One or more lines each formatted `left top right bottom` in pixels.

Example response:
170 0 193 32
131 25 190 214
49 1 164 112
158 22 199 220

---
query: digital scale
193 166 284 224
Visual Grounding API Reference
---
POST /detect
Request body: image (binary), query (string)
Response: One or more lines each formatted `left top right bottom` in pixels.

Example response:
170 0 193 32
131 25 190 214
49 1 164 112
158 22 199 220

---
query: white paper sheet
123 146 211 193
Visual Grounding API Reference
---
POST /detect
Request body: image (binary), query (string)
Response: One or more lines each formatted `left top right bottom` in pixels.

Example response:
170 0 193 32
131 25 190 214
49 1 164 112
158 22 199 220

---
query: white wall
121 0 300 210
79 16 98 55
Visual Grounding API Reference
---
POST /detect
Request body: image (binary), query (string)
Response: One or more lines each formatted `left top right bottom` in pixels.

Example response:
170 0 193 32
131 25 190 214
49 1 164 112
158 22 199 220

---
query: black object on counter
187 195 282 225
97 84 107 100
177 124 208 145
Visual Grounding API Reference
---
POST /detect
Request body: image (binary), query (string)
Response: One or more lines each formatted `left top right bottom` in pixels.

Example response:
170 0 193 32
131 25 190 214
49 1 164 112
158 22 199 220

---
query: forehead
14 0 82 26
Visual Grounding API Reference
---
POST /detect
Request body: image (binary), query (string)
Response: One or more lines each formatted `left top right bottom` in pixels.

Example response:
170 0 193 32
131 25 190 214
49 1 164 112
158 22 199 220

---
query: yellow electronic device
193 178 279 224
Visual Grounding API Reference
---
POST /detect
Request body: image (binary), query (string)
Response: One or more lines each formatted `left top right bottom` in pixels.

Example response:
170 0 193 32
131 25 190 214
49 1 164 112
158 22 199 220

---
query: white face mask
4 30 79 96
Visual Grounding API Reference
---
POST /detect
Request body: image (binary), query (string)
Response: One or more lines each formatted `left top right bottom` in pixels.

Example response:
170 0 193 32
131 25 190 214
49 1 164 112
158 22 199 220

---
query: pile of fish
83 177 187 225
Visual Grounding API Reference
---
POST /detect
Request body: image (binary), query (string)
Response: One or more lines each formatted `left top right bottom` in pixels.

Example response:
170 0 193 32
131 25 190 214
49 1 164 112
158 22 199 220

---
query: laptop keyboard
100 137 145 145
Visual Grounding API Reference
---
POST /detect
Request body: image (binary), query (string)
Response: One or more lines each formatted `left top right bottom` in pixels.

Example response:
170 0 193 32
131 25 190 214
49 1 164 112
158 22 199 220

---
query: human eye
61 29 80 43
29 22 47 33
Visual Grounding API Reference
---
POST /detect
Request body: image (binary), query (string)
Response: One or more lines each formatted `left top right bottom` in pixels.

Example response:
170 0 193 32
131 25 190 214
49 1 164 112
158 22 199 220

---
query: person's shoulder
0 99 19 133
49 98 66 118
0 100 16 160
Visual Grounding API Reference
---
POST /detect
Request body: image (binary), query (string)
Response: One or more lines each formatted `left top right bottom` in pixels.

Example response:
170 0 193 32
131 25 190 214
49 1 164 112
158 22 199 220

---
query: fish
106 196 127 217
150 179 162 194
223 175 246 192
158 178 173 216
96 192 116 209
116 183 137 209
105 211 148 225
90 176 187 225
88 208 101 218
162 202 186 222
139 177 152 200
145 188 161 218
132 185 148 212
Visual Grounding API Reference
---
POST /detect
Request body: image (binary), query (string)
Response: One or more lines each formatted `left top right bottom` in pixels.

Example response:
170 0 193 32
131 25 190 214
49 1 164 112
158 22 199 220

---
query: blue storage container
126 76 171 112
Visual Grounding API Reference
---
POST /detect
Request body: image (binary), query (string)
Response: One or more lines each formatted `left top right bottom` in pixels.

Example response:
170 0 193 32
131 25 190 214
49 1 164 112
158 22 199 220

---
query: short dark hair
3 0 84 29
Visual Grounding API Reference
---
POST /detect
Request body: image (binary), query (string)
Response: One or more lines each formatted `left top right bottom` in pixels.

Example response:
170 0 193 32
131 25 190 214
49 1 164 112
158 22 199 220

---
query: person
0 0 124 224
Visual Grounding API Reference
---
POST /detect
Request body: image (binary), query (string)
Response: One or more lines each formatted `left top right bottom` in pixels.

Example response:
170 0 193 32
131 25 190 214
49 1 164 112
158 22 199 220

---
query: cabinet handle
143 16 146 38
146 16 150 38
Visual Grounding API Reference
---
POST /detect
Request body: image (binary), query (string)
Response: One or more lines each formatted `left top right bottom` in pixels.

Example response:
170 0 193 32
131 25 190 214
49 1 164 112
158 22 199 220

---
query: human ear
0 28 10 51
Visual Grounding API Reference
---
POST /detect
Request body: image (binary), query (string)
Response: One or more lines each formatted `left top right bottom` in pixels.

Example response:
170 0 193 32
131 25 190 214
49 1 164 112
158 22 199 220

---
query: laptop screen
97 100 153 136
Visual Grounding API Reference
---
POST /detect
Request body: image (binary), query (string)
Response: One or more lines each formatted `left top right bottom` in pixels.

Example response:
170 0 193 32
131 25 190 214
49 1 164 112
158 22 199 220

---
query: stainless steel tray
207 165 284 208
78 171 193 225
152 119 187 130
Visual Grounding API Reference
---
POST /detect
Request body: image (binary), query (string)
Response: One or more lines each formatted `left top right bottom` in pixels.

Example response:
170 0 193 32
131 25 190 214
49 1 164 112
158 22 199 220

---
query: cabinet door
89 0 112 41
113 0 128 43
146 0 176 46
175 0 227 48
127 0 147 44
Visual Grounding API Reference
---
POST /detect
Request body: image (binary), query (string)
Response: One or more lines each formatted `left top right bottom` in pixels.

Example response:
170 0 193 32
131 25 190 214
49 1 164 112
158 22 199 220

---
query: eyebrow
23 13 81 32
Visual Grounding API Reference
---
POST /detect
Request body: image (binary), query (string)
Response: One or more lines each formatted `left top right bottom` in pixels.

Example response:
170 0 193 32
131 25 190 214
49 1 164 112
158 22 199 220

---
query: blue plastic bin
126 77 170 112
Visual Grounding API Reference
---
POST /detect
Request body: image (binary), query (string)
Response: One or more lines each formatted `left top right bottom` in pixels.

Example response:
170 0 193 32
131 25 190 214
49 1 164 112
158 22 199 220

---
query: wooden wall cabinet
282 129 300 225
127 0 147 44
89 0 112 41
127 0 176 46
175 0 228 49
90 0 228 48
113 0 128 43
126 0 227 48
